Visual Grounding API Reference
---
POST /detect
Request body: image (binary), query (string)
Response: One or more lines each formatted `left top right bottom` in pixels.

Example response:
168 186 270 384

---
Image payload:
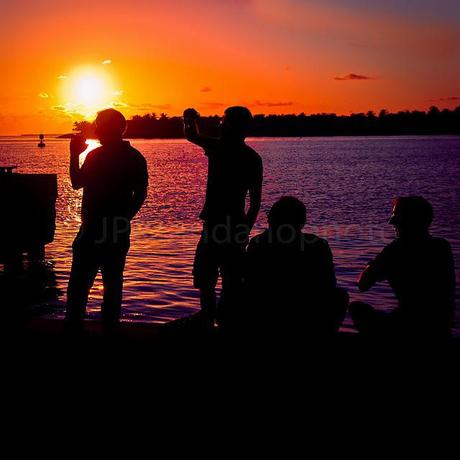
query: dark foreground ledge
6 315 460 355
3 316 460 397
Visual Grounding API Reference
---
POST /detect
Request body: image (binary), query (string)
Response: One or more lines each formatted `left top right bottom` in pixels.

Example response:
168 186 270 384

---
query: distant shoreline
62 132 460 139
3 133 460 140
4 106 459 138
71 107 460 139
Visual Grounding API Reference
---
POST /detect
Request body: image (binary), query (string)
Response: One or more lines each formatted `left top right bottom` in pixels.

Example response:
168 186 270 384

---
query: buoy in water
38 133 45 148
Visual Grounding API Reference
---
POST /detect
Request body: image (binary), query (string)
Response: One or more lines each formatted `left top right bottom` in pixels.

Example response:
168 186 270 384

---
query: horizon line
3 105 459 136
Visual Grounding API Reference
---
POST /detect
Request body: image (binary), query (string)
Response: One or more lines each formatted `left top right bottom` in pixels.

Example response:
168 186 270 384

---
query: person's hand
183 108 200 120
70 134 87 157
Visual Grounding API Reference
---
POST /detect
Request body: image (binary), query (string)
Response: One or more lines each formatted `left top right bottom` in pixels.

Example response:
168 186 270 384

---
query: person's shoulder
380 239 400 253
83 146 103 163
124 142 147 164
249 230 270 247
384 238 400 249
243 145 262 173
124 142 143 156
374 239 401 262
303 233 330 248
203 138 221 157
90 145 104 153
244 144 261 160
429 236 453 253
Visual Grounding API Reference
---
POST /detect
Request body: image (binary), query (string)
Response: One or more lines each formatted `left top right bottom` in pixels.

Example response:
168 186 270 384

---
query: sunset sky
1 0 459 134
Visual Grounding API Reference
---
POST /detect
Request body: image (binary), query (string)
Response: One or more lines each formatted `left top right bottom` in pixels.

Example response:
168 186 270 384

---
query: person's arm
322 242 337 290
445 241 456 300
357 265 380 292
183 108 218 151
245 157 263 231
438 241 457 327
128 157 149 220
357 248 389 292
443 241 456 327
130 186 148 220
69 135 88 190
244 236 261 284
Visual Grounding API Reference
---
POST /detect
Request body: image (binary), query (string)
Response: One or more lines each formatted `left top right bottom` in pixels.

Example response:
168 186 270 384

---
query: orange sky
1 0 459 134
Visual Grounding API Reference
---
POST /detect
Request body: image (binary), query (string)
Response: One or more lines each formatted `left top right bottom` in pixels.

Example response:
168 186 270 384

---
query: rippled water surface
1 136 459 332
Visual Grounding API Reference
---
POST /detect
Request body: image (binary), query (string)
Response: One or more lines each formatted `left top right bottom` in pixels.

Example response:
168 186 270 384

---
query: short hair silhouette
95 108 127 136
268 196 307 231
223 106 253 136
389 196 433 231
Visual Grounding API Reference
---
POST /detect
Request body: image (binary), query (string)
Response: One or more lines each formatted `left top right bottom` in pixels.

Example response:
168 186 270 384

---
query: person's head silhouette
389 196 433 238
268 197 307 241
221 106 253 142
94 108 127 145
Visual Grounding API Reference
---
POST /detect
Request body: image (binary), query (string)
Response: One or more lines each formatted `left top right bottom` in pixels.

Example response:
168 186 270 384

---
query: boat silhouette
38 134 45 148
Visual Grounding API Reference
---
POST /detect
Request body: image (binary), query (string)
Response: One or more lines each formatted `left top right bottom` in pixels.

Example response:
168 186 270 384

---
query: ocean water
1 136 459 333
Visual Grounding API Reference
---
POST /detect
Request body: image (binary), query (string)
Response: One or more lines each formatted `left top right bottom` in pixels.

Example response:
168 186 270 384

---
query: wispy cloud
254 100 294 107
38 92 49 98
334 73 375 81
129 103 172 110
113 101 129 108
51 104 86 117
57 75 68 80
102 59 112 65
113 90 124 97
200 86 212 92
439 96 459 101
200 102 227 109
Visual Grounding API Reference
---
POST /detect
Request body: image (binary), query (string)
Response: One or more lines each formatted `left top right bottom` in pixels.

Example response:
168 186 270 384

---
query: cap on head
268 196 307 231
389 196 433 232
222 106 253 139
95 108 127 140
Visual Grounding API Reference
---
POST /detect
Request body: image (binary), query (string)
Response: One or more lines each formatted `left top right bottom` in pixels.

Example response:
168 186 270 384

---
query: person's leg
349 301 386 336
27 244 45 266
199 289 217 325
193 236 219 327
218 244 245 330
100 245 128 328
3 247 23 275
326 288 349 334
66 235 99 326
302 289 348 338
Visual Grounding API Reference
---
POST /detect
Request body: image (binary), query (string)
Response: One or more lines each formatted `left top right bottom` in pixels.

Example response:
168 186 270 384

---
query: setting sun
74 75 104 106
59 67 116 119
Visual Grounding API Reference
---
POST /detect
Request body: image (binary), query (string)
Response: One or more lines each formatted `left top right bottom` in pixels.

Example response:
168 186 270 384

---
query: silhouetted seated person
183 106 263 329
66 109 148 331
242 197 348 339
350 196 456 340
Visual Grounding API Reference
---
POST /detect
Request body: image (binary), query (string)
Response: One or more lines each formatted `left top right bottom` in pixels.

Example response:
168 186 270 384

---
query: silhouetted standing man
183 107 263 328
350 196 456 339
66 109 148 330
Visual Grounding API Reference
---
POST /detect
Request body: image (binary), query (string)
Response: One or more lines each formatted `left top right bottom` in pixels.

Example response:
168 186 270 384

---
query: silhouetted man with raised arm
66 109 148 330
183 107 263 328
243 197 348 337
350 196 456 339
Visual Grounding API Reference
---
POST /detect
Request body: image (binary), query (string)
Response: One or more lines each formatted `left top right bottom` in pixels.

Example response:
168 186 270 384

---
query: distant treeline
73 106 460 138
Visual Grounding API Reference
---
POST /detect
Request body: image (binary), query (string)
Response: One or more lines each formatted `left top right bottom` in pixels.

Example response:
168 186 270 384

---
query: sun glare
60 67 117 119
75 75 104 105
